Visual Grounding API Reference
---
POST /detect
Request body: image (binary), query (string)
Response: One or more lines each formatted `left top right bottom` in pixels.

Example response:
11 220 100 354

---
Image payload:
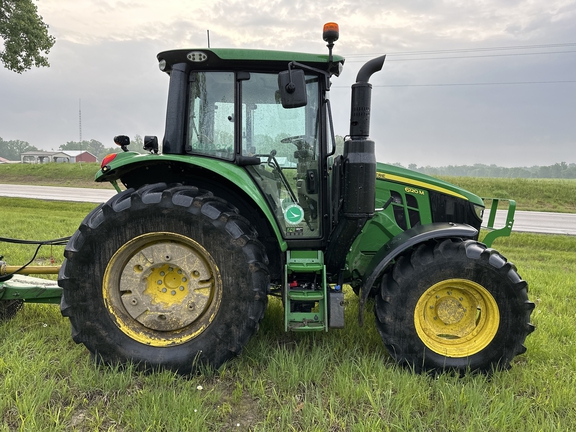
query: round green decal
284 204 304 225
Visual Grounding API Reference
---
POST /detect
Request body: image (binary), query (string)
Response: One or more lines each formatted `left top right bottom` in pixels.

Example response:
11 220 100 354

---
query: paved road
1 183 575 235
488 210 576 236
0 183 116 203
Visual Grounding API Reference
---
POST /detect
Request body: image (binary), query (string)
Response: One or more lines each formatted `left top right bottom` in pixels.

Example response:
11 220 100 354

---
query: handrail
481 198 516 247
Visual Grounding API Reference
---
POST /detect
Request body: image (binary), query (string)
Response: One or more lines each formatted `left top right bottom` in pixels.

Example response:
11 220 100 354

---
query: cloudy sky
1 0 575 167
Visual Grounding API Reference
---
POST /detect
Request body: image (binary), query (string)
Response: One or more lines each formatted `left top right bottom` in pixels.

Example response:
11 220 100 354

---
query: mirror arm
287 61 331 90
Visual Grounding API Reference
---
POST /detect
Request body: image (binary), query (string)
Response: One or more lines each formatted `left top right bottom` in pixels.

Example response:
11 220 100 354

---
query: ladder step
286 250 324 272
287 290 324 301
288 321 326 331
284 250 328 332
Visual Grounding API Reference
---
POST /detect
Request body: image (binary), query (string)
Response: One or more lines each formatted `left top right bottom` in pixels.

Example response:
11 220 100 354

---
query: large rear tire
59 183 269 374
375 238 535 373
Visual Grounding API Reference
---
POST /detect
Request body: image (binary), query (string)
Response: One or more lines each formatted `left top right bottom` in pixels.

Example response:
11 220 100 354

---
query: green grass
0 198 97 269
439 176 576 213
1 197 576 430
0 163 113 189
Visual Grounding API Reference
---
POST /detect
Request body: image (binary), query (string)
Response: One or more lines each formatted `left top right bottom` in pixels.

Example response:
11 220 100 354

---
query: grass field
438 176 576 213
0 163 113 190
2 163 576 212
1 195 575 431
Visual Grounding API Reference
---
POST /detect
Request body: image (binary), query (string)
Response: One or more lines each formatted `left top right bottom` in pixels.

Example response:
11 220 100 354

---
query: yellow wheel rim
103 232 222 347
414 279 499 357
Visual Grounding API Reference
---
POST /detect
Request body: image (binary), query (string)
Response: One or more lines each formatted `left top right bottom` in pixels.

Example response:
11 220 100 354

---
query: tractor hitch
1 264 61 276
0 260 62 304
0 274 62 304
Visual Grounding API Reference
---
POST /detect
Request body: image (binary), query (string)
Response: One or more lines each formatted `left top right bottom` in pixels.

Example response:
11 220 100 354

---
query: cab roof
157 48 345 76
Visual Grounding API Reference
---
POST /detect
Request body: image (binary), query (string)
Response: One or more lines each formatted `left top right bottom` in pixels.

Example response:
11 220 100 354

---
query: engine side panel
346 164 483 285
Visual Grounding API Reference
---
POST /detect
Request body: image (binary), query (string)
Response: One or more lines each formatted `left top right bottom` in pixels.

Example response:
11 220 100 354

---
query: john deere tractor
1 23 534 374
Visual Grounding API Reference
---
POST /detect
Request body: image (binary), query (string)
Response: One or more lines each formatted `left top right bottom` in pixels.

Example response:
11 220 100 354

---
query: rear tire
59 183 269 374
375 238 535 373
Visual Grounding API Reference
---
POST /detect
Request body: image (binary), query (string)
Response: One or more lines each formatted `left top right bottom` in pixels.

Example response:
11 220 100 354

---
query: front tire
59 183 269 374
375 238 535 373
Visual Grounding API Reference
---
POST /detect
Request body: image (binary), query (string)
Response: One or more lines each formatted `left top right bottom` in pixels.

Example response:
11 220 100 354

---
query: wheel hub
435 297 466 325
414 279 500 357
121 243 214 331
103 232 222 346
145 264 188 302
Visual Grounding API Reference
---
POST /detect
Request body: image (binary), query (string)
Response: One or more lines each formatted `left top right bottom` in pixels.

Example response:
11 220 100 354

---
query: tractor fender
96 151 288 252
358 222 478 326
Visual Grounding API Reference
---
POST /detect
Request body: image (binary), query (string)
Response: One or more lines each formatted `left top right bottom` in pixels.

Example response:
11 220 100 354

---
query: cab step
284 250 328 332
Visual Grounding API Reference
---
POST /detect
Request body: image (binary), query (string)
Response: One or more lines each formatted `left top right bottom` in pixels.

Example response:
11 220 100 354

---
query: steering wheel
280 135 309 145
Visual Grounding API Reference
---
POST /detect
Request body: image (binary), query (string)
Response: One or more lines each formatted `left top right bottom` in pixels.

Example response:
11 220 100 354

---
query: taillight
101 153 117 169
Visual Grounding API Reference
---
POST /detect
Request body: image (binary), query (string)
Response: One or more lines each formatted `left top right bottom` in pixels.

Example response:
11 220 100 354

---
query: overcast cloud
1 0 575 167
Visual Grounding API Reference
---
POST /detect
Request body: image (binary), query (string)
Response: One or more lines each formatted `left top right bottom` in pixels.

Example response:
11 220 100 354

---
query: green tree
131 134 151 154
0 0 55 73
0 137 38 160
132 134 143 151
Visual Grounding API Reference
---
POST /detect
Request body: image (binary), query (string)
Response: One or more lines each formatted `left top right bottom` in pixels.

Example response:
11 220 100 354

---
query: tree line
0 136 148 162
405 162 576 179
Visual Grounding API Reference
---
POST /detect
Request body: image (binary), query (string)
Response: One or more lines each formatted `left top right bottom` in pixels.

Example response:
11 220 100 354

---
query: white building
20 150 97 164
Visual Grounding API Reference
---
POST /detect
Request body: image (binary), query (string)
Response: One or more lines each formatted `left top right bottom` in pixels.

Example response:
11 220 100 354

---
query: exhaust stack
325 55 385 276
350 56 386 139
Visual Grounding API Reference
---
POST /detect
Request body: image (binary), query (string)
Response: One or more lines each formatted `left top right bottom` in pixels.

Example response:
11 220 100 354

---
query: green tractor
1 23 534 374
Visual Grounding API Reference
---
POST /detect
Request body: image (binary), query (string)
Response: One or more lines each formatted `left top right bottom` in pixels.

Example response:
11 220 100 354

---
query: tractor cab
156 48 344 242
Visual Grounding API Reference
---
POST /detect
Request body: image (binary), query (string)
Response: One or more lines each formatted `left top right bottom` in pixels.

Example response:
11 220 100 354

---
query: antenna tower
79 99 82 145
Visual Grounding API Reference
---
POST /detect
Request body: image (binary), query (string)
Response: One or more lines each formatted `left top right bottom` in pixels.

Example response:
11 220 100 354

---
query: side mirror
144 135 159 154
278 69 307 108
113 135 130 152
